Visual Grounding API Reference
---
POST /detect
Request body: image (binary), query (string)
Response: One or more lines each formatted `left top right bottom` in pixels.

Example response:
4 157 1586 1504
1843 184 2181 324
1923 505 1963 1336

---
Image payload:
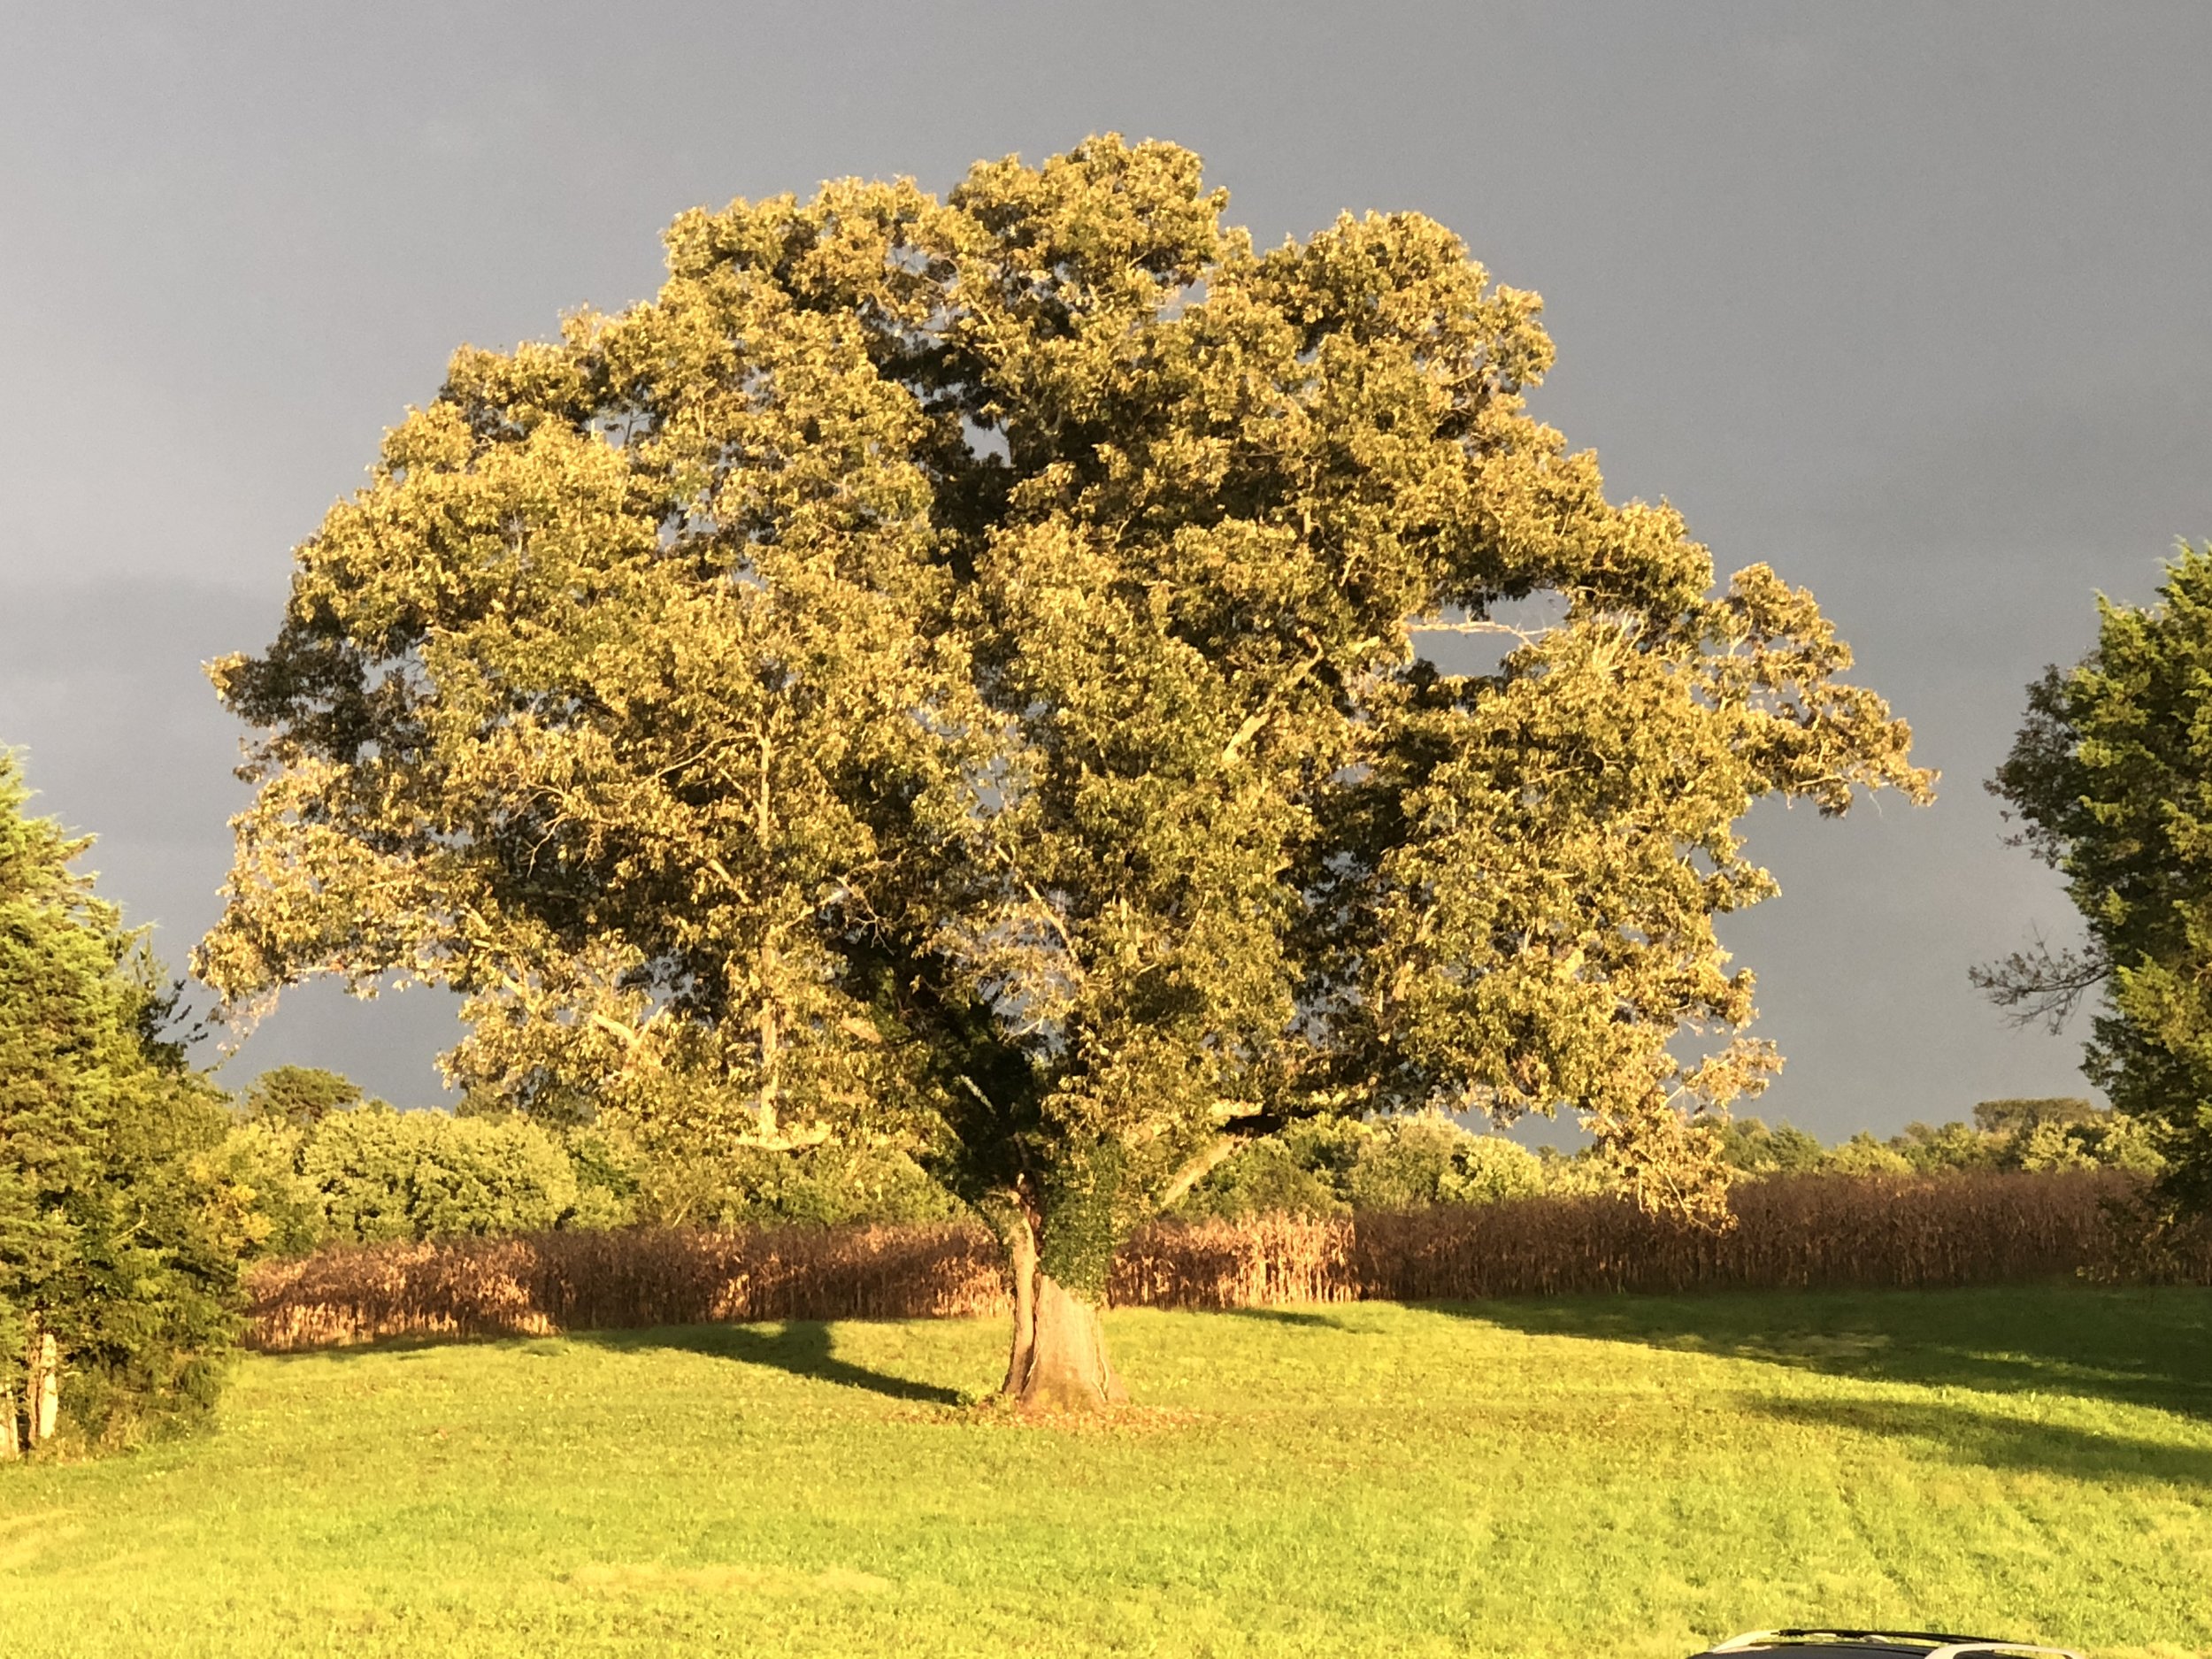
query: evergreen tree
1980 541 2212 1224
0 749 242 1451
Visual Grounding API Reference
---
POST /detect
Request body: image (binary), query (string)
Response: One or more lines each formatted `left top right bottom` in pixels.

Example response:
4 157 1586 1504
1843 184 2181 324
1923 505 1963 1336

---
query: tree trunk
1001 1218 1125 1411
1014 1272 1125 1411
24 1323 56 1447
1000 1209 1039 1396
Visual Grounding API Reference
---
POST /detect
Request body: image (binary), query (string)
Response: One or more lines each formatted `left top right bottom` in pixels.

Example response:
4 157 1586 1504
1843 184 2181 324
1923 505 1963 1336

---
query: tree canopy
0 749 242 1450
200 136 1931 1405
238 1064 367 1131
1979 541 2212 1223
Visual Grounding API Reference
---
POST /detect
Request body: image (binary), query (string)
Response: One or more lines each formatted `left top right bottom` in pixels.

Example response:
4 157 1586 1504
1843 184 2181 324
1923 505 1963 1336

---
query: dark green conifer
0 749 242 1452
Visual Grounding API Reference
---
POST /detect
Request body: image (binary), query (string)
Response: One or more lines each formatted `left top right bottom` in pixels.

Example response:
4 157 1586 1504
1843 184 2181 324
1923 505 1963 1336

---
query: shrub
1888 1120 2007 1173
1706 1106 2161 1184
1448 1135 1547 1202
1714 1117 1827 1175
301 1108 579 1242
632 1138 966 1229
1532 1144 1615 1195
2016 1112 2164 1175
1180 1138 1348 1220
1869 1104 2159 1177
219 1096 966 1251
1345 1118 1459 1210
1177 1113 1541 1218
1174 1118 1370 1220
1973 1097 2098 1135
205 1120 326 1257
1348 1115 1544 1210
1824 1132 1915 1178
561 1125 644 1229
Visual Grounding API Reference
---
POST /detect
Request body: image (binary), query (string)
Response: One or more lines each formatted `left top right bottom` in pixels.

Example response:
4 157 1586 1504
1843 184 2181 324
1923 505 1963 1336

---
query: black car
1690 1632 2081 1658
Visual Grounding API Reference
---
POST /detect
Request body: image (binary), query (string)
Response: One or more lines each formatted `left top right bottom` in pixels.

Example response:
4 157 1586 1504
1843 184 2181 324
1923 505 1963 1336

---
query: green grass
2 1288 2208 1658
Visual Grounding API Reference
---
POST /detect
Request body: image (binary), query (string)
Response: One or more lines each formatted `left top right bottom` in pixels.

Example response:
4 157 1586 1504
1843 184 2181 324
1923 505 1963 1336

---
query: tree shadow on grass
1748 1394 2212 1487
1437 1286 2212 1423
573 1321 967 1407
1213 1307 1354 1329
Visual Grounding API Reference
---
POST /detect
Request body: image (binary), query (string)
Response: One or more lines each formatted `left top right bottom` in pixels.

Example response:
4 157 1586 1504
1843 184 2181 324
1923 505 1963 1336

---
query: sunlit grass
1 1287 2207 1658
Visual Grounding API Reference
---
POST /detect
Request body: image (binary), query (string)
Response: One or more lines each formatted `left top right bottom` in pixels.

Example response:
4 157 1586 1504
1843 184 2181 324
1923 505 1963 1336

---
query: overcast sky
3 2 2208 1139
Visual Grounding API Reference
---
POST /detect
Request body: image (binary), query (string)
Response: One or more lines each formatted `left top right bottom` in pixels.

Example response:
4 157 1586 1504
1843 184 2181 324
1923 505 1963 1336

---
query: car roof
1696 1632 2082 1658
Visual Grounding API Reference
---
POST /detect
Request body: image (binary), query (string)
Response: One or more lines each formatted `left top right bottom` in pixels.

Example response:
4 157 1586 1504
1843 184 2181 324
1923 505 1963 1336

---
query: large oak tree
200 138 1930 1407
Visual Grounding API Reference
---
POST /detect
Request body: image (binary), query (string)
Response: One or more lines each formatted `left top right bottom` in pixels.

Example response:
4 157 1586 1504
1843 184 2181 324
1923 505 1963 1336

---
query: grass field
2 1287 2208 1658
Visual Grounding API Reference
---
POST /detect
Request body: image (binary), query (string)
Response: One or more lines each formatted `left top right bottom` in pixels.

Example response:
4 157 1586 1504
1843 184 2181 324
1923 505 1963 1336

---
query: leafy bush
2016 1113 2164 1175
633 1139 967 1230
215 1064 2170 1259
1895 1103 2157 1177
301 1108 580 1242
1973 1096 2099 1135
204 1120 326 1257
1445 1135 1549 1203
1823 1132 1915 1178
561 1126 645 1229
1713 1117 1827 1175
1887 1120 2007 1173
1348 1115 1545 1210
1174 1118 1369 1220
1176 1113 1542 1219
220 1094 964 1252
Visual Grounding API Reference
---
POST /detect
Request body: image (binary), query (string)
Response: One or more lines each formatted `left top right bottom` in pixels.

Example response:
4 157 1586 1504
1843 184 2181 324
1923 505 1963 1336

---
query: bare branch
587 1010 647 1049
1018 875 1078 957
1220 646 1325 766
1408 618 1545 644
724 1121 835 1152
1969 931 2109 1033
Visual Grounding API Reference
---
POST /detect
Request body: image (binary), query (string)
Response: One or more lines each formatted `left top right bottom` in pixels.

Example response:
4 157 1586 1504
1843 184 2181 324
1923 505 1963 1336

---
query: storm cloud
4 2 2206 1132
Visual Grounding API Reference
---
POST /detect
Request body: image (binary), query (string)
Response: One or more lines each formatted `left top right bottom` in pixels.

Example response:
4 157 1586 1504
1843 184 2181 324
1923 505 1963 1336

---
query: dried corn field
242 1170 2208 1352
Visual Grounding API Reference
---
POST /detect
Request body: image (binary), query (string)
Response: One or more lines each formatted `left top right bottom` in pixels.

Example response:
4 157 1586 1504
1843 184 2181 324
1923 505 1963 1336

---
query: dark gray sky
4 2 2208 1137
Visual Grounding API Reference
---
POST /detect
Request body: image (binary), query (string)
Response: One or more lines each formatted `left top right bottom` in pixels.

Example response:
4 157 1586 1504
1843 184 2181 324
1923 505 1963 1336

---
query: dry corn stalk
244 1171 2208 1354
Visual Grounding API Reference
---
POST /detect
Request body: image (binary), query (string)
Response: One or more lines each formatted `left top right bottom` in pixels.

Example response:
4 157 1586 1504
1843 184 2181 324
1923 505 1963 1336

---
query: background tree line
211 1066 2159 1255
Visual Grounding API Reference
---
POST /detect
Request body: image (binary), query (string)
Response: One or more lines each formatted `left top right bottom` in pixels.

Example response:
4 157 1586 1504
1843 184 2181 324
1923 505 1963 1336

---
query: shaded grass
2 1287 2208 1658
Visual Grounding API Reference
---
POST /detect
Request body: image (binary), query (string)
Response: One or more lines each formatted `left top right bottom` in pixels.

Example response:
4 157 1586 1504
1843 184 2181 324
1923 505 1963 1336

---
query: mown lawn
1 1287 2207 1658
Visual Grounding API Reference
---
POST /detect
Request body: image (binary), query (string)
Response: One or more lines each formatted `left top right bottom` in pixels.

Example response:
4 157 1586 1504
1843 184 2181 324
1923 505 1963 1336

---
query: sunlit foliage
200 138 1928 1397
